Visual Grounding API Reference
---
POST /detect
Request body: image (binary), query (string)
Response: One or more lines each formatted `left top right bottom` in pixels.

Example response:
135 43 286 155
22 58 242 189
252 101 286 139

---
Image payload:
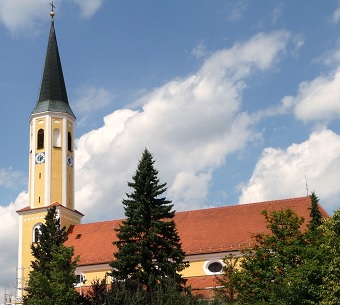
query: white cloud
0 0 103 33
199 31 290 80
227 0 247 22
271 3 284 25
0 168 25 189
332 5 340 23
290 68 340 122
0 0 46 34
72 0 104 19
73 86 114 114
0 191 27 302
74 31 290 221
239 129 340 212
191 42 208 59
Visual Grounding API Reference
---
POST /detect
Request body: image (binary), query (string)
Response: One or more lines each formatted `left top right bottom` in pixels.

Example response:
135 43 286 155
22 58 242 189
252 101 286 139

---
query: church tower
17 8 83 297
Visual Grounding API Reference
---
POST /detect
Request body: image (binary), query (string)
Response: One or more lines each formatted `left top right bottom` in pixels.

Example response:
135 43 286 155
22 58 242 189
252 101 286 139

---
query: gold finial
50 1 55 18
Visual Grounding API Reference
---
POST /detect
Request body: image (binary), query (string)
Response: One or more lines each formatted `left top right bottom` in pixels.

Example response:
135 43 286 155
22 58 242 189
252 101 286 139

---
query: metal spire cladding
32 18 75 118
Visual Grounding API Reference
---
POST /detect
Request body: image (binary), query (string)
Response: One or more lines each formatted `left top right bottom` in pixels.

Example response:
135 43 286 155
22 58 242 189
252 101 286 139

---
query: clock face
35 152 45 164
67 155 73 167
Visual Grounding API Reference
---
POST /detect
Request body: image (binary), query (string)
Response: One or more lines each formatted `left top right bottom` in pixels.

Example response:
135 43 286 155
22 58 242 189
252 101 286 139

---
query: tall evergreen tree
24 206 78 305
308 192 323 232
110 149 188 292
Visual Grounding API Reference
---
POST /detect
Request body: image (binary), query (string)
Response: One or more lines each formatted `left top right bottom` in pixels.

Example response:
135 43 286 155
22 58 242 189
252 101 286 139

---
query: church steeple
32 20 75 118
17 6 83 299
27 11 77 211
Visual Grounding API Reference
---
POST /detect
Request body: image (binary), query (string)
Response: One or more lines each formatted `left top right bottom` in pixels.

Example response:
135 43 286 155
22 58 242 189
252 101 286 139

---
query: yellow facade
51 118 63 205
181 260 207 277
66 121 74 210
33 118 46 208
72 257 224 288
20 210 47 272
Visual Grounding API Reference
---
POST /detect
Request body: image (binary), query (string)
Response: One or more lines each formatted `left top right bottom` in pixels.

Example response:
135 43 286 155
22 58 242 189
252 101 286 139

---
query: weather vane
50 1 55 19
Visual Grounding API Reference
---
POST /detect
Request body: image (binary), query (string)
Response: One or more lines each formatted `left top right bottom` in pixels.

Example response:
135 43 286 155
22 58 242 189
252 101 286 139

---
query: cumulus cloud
239 129 340 212
74 31 290 220
0 0 103 33
0 0 46 34
0 191 27 301
288 68 340 122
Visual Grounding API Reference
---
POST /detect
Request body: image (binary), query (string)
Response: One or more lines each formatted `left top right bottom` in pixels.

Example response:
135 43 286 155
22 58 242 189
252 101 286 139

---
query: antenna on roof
305 174 309 196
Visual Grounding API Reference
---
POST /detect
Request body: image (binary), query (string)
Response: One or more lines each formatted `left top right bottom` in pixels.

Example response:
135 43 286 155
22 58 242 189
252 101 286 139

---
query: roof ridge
174 196 310 215
76 196 311 225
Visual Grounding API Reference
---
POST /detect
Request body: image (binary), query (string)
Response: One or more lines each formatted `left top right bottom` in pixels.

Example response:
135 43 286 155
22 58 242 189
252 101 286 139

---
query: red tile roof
65 196 328 266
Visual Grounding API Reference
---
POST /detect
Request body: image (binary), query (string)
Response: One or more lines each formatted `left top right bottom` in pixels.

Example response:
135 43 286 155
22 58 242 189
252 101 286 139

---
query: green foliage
320 209 340 305
308 192 323 232
214 254 239 304
30 206 68 273
106 277 198 305
236 209 306 304
216 208 310 304
215 196 340 305
87 277 108 305
107 279 146 305
24 207 78 305
110 149 188 292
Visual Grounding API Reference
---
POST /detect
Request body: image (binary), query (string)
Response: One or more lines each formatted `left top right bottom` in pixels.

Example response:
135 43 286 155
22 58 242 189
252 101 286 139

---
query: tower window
32 224 42 243
68 132 72 151
37 129 44 149
53 128 61 147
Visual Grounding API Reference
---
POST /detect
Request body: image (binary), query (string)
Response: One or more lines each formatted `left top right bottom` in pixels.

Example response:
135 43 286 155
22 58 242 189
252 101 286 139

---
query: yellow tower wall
34 118 46 208
67 120 74 210
51 118 63 204
20 211 47 271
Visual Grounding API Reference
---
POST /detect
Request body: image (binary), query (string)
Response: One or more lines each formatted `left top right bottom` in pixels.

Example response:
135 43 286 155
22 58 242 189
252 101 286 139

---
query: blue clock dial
67 155 73 167
35 152 45 164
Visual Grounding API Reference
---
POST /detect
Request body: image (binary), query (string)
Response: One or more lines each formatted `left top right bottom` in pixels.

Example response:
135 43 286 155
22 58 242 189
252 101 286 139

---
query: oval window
207 261 223 273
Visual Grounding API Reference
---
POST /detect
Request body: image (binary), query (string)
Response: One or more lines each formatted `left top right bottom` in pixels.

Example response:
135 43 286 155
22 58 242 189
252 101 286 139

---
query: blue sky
1 0 340 295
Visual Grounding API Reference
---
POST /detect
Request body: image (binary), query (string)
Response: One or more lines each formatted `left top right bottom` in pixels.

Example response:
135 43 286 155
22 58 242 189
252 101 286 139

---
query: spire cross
50 1 55 19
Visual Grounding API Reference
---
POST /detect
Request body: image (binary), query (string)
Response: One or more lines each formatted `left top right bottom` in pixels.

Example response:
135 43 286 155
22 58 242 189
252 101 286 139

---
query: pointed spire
32 18 75 118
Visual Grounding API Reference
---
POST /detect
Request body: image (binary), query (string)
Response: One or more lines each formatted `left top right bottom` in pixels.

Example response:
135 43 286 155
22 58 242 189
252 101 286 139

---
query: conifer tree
24 206 78 305
308 192 323 232
110 149 188 292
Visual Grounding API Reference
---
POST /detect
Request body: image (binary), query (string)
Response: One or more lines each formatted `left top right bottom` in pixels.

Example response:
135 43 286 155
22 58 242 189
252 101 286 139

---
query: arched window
37 129 44 149
32 224 42 243
68 132 72 151
53 128 61 147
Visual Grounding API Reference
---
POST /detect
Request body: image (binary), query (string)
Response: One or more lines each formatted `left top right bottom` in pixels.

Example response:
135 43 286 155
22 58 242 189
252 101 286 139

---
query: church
15 9 329 302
